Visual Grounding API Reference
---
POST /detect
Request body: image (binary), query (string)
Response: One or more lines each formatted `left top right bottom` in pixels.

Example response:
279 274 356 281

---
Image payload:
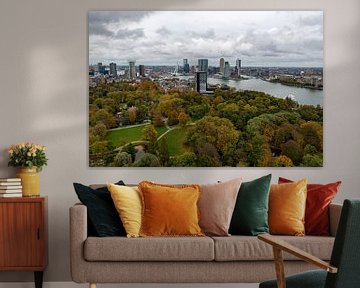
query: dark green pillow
73 181 126 237
229 174 272 236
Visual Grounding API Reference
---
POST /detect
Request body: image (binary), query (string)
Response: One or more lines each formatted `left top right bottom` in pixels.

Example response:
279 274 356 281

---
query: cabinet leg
34 271 43 288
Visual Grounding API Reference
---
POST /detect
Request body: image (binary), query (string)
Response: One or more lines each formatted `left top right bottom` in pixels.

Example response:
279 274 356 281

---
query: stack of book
0 178 22 197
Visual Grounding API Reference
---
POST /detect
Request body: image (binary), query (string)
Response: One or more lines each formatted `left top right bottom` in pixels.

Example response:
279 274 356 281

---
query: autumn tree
187 116 239 159
132 153 161 167
128 106 137 124
178 112 188 126
113 152 132 167
301 121 323 151
273 155 294 167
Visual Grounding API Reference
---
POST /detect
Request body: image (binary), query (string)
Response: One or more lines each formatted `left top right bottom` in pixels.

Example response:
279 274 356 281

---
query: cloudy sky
89 11 323 67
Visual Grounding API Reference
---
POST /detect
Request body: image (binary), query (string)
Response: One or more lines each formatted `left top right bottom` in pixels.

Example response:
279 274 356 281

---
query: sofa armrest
69 203 88 283
329 203 342 237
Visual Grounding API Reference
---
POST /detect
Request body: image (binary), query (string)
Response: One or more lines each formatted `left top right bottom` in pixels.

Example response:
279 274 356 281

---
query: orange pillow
278 177 341 236
138 181 204 237
269 179 307 236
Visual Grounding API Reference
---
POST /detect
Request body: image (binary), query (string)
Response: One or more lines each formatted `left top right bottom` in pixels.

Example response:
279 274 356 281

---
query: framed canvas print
88 11 323 167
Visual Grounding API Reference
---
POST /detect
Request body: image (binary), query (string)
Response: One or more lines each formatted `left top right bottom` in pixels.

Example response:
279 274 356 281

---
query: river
178 75 323 106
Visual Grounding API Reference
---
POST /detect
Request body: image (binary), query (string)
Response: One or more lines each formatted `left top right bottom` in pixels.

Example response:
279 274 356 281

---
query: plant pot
16 167 40 197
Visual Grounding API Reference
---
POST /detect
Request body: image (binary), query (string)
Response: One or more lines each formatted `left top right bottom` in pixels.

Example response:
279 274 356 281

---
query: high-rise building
129 61 136 79
195 71 207 93
183 59 190 74
220 58 225 74
109 63 117 77
198 59 208 73
139 65 145 77
224 61 230 79
97 62 105 74
236 58 241 78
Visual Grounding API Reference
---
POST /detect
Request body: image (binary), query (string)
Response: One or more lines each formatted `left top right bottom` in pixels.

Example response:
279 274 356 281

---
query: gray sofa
70 203 342 288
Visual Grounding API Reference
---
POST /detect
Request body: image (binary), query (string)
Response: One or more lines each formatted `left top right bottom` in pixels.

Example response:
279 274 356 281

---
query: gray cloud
156 27 171 36
89 11 323 67
116 28 145 39
190 29 215 39
88 11 151 36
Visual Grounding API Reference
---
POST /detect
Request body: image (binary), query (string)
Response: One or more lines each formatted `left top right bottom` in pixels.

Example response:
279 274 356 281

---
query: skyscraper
109 62 117 77
183 59 190 74
220 58 225 74
129 61 136 79
195 71 207 93
97 62 105 74
224 61 230 79
236 58 241 78
198 59 208 73
139 65 145 77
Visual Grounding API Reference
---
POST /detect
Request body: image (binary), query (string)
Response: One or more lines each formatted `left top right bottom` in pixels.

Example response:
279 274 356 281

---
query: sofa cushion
84 236 214 261
198 178 242 236
107 184 142 238
269 179 307 236
229 174 271 236
139 181 203 237
212 236 334 261
279 177 341 236
73 181 126 237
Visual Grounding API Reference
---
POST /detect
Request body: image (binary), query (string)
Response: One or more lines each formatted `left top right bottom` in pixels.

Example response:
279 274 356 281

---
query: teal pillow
229 174 272 236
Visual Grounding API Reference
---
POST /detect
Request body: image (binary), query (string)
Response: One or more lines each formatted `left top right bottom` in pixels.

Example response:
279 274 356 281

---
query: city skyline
89 11 323 67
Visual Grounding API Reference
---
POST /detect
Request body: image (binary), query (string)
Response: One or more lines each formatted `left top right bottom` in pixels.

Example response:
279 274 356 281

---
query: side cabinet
0 197 47 288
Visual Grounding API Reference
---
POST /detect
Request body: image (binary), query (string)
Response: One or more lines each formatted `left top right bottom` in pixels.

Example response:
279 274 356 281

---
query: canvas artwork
89 11 323 167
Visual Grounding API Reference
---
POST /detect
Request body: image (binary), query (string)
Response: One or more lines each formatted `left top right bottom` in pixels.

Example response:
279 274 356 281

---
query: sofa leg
89 283 96 288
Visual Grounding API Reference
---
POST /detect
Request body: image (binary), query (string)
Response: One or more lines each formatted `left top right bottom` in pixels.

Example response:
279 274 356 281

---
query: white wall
0 0 359 283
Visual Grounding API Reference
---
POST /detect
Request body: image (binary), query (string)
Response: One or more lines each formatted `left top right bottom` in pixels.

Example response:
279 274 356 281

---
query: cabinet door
0 202 44 268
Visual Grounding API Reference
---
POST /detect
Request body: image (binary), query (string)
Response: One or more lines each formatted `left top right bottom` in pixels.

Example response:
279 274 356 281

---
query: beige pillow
198 178 242 236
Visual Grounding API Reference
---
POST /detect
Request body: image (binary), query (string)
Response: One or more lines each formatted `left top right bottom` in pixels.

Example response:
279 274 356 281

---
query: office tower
198 59 208 73
236 58 241 78
139 65 145 77
195 71 207 93
183 59 190 74
109 63 117 77
129 61 136 79
191 65 196 74
224 61 230 79
97 62 105 74
220 58 225 74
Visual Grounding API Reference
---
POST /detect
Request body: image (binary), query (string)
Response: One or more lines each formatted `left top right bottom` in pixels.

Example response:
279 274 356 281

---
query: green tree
187 116 239 156
143 125 158 142
302 154 323 167
170 152 198 167
93 109 117 129
157 138 170 166
301 121 323 151
280 140 304 165
247 133 272 167
132 153 161 167
113 152 132 167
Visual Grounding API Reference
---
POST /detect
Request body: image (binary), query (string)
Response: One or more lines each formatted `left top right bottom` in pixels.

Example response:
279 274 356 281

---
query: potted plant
8 143 48 197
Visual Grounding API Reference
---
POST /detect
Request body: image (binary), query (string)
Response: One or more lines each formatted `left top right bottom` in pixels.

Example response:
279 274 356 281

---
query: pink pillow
198 178 242 236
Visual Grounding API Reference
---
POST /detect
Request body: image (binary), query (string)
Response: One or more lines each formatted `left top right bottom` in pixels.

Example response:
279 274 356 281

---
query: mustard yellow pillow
107 183 142 238
269 179 307 236
138 181 204 237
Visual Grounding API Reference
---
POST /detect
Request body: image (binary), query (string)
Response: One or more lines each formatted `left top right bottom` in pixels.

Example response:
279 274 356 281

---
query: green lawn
164 127 188 156
107 125 167 147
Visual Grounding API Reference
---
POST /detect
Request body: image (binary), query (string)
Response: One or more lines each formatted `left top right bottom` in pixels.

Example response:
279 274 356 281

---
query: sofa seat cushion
84 236 214 261
212 236 334 261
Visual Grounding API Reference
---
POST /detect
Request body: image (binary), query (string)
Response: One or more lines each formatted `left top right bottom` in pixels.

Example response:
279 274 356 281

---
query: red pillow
278 177 341 236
